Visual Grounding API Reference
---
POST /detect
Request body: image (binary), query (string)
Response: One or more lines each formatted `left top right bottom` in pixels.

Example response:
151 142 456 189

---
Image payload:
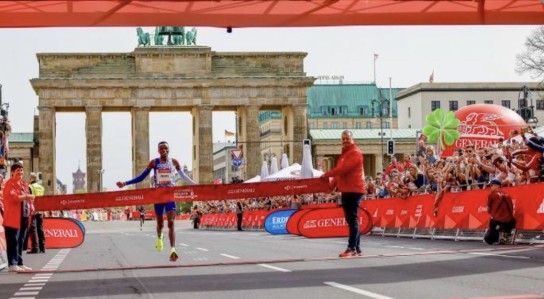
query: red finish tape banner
35 178 331 211
42 218 85 249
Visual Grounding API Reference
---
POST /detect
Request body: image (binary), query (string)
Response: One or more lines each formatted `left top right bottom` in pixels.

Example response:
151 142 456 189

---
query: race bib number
157 169 172 185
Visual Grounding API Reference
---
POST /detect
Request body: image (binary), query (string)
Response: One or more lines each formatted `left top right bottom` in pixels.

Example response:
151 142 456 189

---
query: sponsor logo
452 206 465 213
537 199 544 214
114 195 144 202
303 220 317 229
386 209 395 216
173 189 198 200
44 228 79 238
226 188 255 195
272 217 289 224
283 184 308 191
60 199 86 205
400 210 408 216
414 205 423 218
477 206 488 213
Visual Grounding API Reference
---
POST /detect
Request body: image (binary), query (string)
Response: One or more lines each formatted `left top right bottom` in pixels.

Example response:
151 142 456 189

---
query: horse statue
172 26 185 45
154 27 164 46
136 27 150 47
186 27 197 46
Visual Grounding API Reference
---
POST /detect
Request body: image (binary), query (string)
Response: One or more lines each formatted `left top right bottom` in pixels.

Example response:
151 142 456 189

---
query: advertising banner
43 218 86 249
264 209 298 235
298 207 370 238
286 210 312 235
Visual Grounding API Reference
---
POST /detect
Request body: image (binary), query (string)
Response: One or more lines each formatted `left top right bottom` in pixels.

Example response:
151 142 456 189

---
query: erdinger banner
43 218 85 249
298 207 368 238
264 210 297 235
0 213 7 270
35 178 330 211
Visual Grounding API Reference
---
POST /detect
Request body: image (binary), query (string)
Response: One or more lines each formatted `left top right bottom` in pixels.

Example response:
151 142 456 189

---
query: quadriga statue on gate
136 27 150 47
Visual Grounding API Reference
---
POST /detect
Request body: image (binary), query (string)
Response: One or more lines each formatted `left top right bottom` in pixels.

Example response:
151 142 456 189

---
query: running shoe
356 248 363 256
169 248 179 262
8 265 22 272
339 248 357 258
19 265 32 271
155 234 164 252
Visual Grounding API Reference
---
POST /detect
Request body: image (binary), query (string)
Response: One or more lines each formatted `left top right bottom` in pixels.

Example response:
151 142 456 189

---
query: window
537 100 544 110
340 106 348 115
408 107 411 118
366 121 373 129
309 122 317 129
321 107 328 115
323 122 328 129
501 100 511 109
484 100 493 105
330 107 338 116
343 122 348 129
449 101 458 111
355 122 362 129
467 100 476 105
383 122 390 129
359 107 367 116
431 101 440 110
332 122 339 129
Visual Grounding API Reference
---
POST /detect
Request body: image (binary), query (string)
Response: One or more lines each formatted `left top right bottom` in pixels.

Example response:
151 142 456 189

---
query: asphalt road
1 220 543 299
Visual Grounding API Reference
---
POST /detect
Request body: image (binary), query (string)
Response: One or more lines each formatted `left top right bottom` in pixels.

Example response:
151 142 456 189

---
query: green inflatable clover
422 109 461 151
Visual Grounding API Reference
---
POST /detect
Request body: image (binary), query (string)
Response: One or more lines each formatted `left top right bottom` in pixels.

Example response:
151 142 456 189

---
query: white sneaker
19 265 32 271
8 265 22 272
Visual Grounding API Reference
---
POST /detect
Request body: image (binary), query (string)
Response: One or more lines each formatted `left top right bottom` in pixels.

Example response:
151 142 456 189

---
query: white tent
263 163 323 181
244 175 261 183
280 153 289 169
270 156 279 174
260 161 269 180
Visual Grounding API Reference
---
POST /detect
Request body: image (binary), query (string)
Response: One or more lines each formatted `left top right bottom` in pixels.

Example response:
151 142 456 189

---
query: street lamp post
372 99 390 171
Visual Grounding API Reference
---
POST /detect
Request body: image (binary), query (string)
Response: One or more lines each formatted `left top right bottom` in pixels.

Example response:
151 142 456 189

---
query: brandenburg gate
31 47 314 194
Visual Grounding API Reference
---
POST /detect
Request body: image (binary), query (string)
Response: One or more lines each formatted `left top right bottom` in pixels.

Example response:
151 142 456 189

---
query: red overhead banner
35 178 331 211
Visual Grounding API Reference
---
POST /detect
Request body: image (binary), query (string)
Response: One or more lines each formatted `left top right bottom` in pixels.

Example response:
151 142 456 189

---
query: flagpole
373 53 378 84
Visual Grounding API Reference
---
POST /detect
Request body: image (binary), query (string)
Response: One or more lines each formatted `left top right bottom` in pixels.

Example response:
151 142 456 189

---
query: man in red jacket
322 130 366 257
484 179 516 245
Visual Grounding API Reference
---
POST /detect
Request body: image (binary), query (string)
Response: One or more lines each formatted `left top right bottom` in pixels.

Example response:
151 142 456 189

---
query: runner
138 206 146 231
116 141 196 262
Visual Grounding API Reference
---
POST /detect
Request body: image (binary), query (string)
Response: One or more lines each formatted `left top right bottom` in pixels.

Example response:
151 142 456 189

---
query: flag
213 177 222 184
429 70 434 83
224 130 235 137
374 53 379 60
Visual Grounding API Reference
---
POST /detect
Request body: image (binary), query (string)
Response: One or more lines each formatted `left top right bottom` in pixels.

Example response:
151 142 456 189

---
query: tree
516 26 544 79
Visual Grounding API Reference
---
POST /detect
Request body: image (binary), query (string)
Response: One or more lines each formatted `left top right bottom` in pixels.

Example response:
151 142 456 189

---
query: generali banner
362 182 544 231
35 178 331 211
43 218 85 249
297 207 369 238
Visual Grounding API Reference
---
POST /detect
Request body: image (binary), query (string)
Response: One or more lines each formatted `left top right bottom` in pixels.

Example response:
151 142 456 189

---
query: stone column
375 154 384 174
192 105 213 184
245 105 261 179
292 104 308 165
85 105 103 193
281 106 293 164
38 106 56 195
131 106 150 189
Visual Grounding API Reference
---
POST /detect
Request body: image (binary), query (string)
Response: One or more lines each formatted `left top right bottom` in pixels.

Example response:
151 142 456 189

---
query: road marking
14 291 40 296
468 252 531 259
179 243 189 247
20 287 43 291
258 264 291 272
324 282 396 299
220 254 240 259
196 248 209 252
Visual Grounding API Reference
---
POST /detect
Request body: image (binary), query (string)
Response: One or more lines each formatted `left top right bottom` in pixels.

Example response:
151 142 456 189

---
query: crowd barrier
198 182 544 244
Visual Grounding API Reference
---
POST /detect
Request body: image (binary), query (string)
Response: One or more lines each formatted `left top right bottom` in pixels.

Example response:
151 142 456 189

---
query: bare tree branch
516 26 544 79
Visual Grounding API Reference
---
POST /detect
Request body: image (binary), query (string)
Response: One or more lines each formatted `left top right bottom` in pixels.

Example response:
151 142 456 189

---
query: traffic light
387 140 395 156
